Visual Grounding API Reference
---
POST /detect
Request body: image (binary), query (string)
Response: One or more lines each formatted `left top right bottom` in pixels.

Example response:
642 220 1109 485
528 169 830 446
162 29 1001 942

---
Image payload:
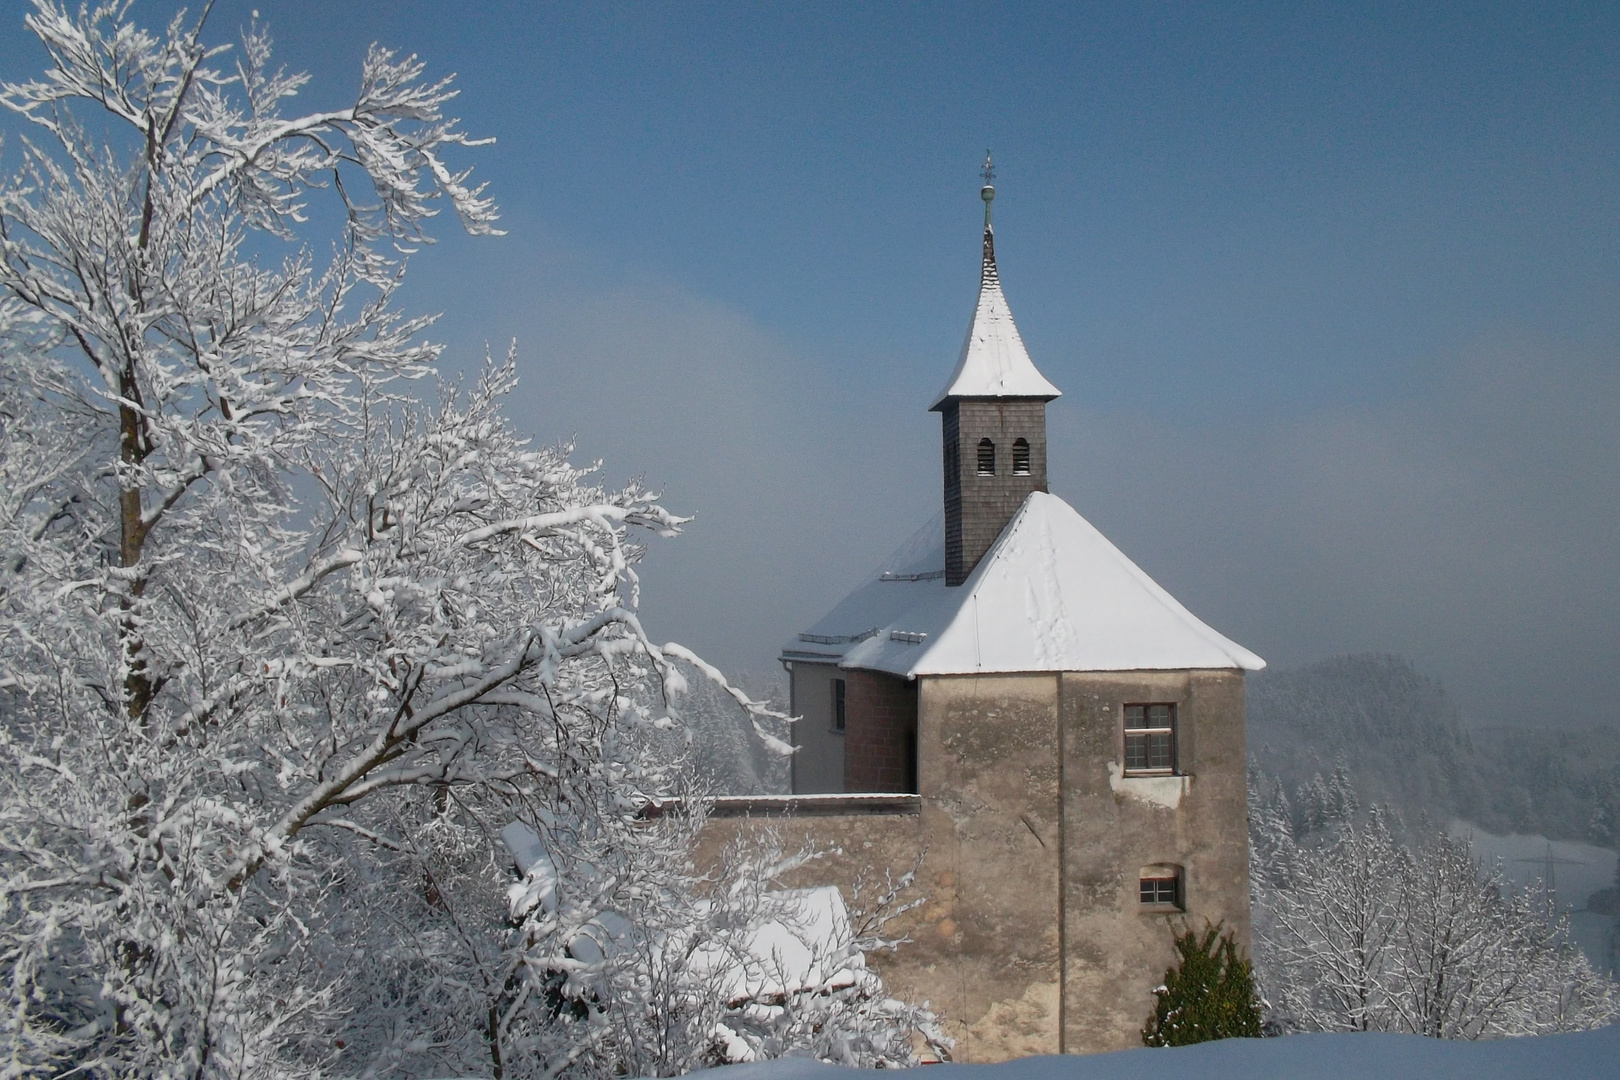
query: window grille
1139 866 1183 909
1012 438 1031 475
977 438 995 475
1124 703 1176 773
833 679 846 732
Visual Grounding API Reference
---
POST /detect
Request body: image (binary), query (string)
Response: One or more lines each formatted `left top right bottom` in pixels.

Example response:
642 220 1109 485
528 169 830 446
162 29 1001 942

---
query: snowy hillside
705 1025 1620 1080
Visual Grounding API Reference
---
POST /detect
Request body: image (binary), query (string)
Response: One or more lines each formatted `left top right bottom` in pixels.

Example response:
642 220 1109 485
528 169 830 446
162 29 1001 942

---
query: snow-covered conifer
1142 922 1263 1046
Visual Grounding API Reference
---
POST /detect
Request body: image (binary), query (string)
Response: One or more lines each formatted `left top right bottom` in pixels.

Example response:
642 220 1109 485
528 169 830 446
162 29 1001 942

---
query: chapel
706 170 1264 1059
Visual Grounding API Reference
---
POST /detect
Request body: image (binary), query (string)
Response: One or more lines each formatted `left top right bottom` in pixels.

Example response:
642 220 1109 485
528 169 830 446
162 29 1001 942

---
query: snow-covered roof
781 492 1264 677
929 225 1062 410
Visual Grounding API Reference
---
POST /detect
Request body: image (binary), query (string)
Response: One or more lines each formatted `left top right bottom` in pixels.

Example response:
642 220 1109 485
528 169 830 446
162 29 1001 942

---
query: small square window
1124 703 1176 774
1139 870 1183 909
832 679 846 733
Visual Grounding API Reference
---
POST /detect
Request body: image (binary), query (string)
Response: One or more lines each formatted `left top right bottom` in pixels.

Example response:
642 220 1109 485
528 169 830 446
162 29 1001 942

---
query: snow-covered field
707 1025 1620 1080
1453 822 1618 975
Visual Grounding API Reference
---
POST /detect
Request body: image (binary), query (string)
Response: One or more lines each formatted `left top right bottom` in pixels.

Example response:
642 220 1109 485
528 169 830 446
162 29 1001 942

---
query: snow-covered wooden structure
706 176 1264 1060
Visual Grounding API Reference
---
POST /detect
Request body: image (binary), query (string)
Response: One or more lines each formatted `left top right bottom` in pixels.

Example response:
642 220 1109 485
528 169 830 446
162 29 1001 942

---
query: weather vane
980 150 996 225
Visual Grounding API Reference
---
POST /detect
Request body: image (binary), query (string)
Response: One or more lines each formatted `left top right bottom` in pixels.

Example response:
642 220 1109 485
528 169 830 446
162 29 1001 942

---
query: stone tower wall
942 399 1049 586
1057 668 1251 1053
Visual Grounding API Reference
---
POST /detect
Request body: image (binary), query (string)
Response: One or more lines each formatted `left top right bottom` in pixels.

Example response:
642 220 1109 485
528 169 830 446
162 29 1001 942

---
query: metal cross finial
980 151 996 226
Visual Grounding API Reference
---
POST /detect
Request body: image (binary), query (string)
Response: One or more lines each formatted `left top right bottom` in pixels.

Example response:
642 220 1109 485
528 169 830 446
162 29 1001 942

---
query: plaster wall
1059 668 1251 1053
789 662 845 794
912 673 1064 1060
702 668 1251 1062
706 675 1066 1062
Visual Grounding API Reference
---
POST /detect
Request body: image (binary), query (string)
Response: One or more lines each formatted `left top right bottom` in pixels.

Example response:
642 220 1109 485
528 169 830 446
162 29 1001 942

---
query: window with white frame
1124 703 1176 773
832 678 846 733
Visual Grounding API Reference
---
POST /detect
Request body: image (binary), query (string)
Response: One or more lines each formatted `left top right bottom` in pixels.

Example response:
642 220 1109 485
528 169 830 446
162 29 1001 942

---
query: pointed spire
929 160 1061 411
981 218 999 291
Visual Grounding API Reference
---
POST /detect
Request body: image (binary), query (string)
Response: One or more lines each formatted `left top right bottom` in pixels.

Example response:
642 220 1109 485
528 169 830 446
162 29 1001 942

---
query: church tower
769 164 1262 1061
931 159 1061 585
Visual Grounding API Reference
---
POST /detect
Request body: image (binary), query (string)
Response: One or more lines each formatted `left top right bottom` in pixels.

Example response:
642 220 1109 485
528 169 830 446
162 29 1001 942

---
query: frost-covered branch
1251 780 1618 1038
0 7 921 1076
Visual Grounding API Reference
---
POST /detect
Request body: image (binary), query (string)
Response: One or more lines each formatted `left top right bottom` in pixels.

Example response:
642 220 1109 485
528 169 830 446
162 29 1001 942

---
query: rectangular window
1124 703 1176 774
1139 870 1183 909
833 678 846 733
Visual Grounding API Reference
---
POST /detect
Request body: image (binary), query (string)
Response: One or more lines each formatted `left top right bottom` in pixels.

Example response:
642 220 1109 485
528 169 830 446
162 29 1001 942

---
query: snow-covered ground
1452 822 1618 975
704 1025 1620 1080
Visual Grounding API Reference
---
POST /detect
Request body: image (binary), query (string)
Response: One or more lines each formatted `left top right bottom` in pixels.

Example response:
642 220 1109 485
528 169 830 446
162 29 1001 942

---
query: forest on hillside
1247 654 1620 851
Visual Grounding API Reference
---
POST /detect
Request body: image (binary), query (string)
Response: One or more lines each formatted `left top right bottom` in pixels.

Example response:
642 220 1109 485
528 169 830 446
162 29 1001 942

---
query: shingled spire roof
929 221 1062 411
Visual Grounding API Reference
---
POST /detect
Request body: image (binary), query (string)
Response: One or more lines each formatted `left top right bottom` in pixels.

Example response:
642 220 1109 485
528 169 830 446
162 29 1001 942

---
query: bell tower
931 156 1061 586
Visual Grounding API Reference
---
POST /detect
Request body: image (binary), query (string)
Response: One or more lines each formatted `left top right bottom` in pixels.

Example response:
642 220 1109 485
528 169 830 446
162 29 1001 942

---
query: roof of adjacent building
780 491 1265 677
929 224 1062 410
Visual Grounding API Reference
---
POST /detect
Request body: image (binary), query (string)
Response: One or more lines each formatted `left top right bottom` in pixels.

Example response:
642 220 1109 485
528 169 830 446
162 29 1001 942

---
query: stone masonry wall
842 669 918 793
941 399 1048 586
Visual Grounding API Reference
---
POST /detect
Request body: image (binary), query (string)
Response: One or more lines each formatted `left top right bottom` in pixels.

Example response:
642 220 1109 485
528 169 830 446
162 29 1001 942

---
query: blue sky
4 2 1618 725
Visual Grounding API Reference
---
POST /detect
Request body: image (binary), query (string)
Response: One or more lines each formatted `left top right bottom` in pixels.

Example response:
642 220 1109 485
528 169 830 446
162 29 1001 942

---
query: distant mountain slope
1247 654 1483 827
1247 654 1620 848
1469 722 1620 847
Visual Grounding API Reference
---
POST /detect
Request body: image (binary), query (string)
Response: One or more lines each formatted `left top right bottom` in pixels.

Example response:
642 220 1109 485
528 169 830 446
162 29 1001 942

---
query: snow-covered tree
489 819 946 1076
1252 796 1617 1038
0 4 802 1075
654 666 791 796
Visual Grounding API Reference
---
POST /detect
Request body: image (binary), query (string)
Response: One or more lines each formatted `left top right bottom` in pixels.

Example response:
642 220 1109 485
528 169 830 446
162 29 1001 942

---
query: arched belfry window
1012 438 1031 476
977 438 995 475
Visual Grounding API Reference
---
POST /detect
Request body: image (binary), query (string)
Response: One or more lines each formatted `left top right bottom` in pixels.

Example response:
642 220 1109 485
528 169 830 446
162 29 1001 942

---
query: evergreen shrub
1142 921 1264 1046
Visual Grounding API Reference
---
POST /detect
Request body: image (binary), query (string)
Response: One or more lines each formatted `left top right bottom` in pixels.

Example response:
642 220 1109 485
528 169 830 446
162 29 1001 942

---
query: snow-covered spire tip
929 156 1061 410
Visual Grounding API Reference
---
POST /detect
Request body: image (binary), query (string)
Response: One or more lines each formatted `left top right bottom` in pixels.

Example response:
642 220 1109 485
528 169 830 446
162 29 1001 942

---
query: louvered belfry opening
1012 437 1031 475
941 400 1047 585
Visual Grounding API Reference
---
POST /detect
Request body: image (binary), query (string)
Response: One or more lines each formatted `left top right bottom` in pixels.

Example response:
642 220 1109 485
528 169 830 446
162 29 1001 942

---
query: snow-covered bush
0 4 811 1076
1251 784 1618 1038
